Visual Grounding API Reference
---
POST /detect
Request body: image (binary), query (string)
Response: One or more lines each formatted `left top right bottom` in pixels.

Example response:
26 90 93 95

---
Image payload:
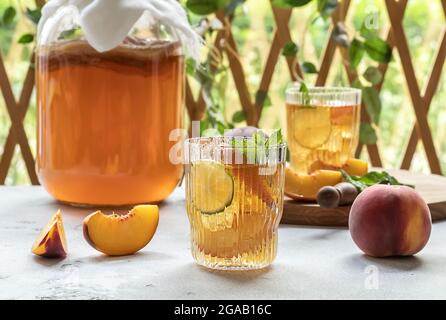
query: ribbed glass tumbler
184 137 286 270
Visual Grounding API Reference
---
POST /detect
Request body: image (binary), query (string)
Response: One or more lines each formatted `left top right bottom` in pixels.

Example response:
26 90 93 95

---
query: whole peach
349 184 431 257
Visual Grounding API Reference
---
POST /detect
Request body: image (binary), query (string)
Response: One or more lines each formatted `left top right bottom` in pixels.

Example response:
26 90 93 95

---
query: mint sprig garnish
341 170 414 192
229 129 284 164
299 81 312 107
266 129 283 148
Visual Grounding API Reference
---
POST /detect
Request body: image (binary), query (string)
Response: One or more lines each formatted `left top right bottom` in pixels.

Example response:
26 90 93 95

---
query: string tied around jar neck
38 0 203 61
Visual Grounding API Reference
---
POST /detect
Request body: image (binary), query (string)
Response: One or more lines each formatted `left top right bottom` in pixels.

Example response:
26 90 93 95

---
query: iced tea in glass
184 136 286 270
286 86 361 175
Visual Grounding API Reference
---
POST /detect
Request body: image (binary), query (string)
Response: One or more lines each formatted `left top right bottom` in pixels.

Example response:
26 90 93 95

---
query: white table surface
1 186 445 300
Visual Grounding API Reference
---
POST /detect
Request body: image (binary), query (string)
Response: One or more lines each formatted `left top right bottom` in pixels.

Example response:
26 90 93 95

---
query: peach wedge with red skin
83 205 159 256
349 184 432 257
32 210 67 259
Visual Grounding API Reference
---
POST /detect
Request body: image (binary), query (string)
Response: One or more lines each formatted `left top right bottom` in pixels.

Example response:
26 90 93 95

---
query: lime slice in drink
293 107 332 149
191 160 234 214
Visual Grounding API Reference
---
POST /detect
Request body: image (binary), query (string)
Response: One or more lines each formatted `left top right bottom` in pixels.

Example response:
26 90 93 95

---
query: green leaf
267 129 283 146
3 6 16 27
341 170 368 192
186 0 221 15
341 169 414 192
301 61 318 74
272 0 313 8
317 0 338 18
232 110 246 123
265 129 284 158
217 121 226 134
362 86 381 125
263 94 272 108
349 38 364 69
299 81 311 106
186 58 196 76
229 129 283 164
25 7 42 25
360 22 376 40
363 66 383 85
18 33 34 44
58 28 82 41
364 36 392 63
352 78 363 89
253 130 267 146
282 41 299 57
200 118 211 134
359 122 378 145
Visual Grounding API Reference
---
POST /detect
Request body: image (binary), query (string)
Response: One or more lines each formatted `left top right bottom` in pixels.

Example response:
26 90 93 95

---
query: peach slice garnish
342 158 369 176
285 168 343 201
309 158 369 177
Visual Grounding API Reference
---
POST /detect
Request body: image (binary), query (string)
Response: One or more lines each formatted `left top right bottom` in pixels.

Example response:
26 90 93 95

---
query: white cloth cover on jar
38 0 202 60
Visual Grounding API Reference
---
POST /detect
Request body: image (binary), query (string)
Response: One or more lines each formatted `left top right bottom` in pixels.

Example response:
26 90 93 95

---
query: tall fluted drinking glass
184 137 286 270
286 86 361 175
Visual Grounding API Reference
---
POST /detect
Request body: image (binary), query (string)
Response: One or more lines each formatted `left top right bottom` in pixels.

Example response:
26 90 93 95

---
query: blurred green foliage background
1 0 445 184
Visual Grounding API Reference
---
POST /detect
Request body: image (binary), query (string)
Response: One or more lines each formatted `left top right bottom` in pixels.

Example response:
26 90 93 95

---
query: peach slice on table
83 205 159 256
32 210 67 259
285 168 343 201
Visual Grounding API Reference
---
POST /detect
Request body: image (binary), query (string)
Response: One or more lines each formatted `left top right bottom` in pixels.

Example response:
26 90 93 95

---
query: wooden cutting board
281 169 446 227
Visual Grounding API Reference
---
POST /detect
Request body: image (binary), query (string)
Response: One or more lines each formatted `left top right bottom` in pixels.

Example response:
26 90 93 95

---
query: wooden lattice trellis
0 0 444 185
185 0 445 174
0 0 44 184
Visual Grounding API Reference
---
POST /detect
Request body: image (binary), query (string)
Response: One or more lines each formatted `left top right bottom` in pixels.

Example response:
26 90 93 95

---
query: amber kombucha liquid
186 162 285 270
286 103 360 174
36 40 184 206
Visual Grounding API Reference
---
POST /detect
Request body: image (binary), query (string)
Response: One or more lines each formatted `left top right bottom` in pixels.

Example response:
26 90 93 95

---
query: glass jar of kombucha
36 2 196 206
